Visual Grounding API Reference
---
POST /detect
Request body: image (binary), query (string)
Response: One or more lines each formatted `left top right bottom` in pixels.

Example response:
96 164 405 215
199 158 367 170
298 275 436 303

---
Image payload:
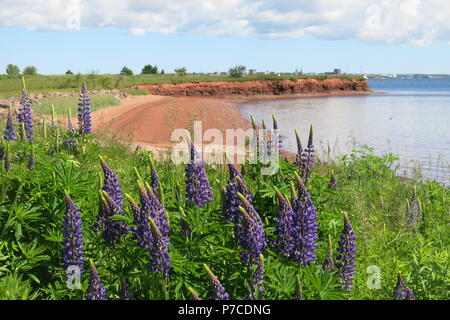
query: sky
0 0 450 75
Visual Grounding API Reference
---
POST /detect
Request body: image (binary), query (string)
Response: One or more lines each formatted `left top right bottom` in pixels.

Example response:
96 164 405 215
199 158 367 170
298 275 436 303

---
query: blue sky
1 0 449 75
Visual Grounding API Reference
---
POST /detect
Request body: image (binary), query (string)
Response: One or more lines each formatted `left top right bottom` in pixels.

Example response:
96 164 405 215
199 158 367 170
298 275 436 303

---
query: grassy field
0 73 365 98
33 95 120 115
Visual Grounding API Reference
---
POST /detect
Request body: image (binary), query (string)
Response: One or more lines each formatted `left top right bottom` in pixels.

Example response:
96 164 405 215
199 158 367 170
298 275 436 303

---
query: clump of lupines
185 142 213 207
96 191 129 247
17 83 34 142
336 213 357 291
406 187 422 225
27 145 35 170
236 193 267 266
148 217 172 277
204 264 229 300
248 254 265 299
291 172 318 264
3 106 17 141
223 163 253 223
300 125 315 183
322 235 335 272
392 274 415 300
77 82 92 135
273 187 295 257
62 191 85 278
328 171 337 189
86 260 107 300
100 157 123 207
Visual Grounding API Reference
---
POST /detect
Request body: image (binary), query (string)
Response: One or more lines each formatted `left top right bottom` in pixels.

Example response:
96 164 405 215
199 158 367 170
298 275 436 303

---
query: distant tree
120 66 133 75
229 65 246 78
5 64 20 75
161 69 165 74
23 66 37 75
142 64 158 74
174 67 187 76
66 70 74 75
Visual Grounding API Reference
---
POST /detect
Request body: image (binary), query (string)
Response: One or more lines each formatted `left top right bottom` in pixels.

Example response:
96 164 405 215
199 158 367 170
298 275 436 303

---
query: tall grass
32 95 120 115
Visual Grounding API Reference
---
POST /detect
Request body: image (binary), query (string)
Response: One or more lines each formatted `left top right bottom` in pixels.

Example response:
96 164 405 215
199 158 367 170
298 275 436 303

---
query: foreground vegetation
0 73 365 98
32 95 120 116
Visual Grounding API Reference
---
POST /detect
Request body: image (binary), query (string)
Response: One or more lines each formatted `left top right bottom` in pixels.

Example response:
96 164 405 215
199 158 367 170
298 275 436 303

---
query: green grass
32 95 120 115
0 73 365 98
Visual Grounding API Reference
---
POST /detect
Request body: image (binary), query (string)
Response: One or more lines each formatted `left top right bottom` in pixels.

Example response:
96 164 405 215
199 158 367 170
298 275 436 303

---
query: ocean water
238 78 450 185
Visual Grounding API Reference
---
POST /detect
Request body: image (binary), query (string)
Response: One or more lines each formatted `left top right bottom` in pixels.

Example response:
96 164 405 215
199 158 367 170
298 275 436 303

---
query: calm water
238 78 450 185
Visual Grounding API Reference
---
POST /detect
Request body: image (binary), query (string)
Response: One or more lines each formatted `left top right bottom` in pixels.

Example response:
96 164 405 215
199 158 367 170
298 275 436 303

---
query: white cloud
0 0 449 45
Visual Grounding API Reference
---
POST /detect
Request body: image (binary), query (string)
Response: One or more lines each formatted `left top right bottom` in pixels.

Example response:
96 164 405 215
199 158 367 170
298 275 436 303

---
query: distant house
324 68 342 75
249 69 256 75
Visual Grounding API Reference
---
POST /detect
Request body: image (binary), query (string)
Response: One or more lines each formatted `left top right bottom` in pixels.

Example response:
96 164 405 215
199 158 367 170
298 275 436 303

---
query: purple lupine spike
17 87 34 142
248 254 265 299
185 142 213 207
98 191 129 247
94 192 109 232
336 214 357 291
393 274 415 300
64 139 77 150
86 260 107 300
273 187 295 257
224 163 252 223
322 235 335 272
119 280 135 300
148 216 172 277
78 82 92 135
100 157 123 207
300 125 315 183
188 287 202 300
236 193 267 266
294 129 303 168
204 264 229 300
291 172 318 264
62 191 85 278
406 187 422 225
328 171 337 189
149 154 160 199
126 194 147 244
27 145 35 170
4 106 17 141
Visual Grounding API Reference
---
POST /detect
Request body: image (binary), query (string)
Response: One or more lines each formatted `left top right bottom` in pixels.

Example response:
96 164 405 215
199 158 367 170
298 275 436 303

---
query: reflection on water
238 80 450 185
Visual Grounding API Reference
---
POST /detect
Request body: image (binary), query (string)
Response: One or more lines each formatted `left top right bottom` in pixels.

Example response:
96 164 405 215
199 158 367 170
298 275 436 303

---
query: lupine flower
294 129 303 168
300 125 315 183
204 264 229 300
236 193 266 266
4 106 17 141
100 157 123 207
148 217 172 277
62 191 85 277
188 287 202 300
119 280 135 300
86 260 107 300
393 274 415 300
248 254 265 299
143 181 169 240
273 187 295 257
64 139 77 150
322 235 335 272
224 163 253 223
291 172 318 264
97 191 129 247
126 194 146 244
67 107 75 134
78 82 92 135
185 142 213 207
328 172 337 189
27 145 35 170
17 86 34 142
406 187 422 225
149 154 161 199
336 214 357 291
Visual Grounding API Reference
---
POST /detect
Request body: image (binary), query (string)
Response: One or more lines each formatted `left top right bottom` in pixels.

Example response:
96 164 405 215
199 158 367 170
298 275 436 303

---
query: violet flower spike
62 191 85 278
300 125 315 183
294 129 303 169
224 163 252 223
322 235 335 272
78 82 92 135
336 213 357 291
148 217 172 278
249 254 265 299
98 191 129 247
204 264 229 300
273 187 295 257
86 260 107 300
3 106 17 141
393 274 415 300
185 142 213 207
100 157 123 207
17 85 34 142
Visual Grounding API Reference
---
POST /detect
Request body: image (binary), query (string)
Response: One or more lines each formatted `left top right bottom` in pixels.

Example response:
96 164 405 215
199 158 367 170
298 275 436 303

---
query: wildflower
119 280 134 300
294 129 303 168
64 139 77 150
17 85 34 142
62 191 85 277
27 145 35 170
322 235 335 272
78 82 92 135
67 107 75 134
86 260 107 300
188 287 202 300
300 125 315 183
204 264 229 300
393 274 415 300
3 106 17 141
185 142 213 207
224 163 252 223
142 181 169 240
100 157 123 207
97 191 129 247
273 187 295 257
248 254 265 299
148 217 172 277
406 187 422 225
148 154 161 200
236 193 266 266
336 213 357 291
328 171 337 189
291 172 318 264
